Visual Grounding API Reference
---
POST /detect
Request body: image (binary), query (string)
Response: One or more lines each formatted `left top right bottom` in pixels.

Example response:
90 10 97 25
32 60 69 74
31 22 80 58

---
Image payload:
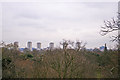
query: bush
2 57 12 70
26 54 33 58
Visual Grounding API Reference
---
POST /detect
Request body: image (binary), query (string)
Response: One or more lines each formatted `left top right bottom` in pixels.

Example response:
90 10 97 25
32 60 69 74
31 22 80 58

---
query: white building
27 41 32 51
49 42 54 50
37 42 41 50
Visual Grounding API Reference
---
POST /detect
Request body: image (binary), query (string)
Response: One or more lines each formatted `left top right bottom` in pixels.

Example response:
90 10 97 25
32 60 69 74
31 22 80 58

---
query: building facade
27 41 32 51
37 42 41 50
49 42 54 50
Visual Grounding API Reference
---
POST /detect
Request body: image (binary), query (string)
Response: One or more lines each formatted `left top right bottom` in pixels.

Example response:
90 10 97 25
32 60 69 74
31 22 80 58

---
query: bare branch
100 17 119 42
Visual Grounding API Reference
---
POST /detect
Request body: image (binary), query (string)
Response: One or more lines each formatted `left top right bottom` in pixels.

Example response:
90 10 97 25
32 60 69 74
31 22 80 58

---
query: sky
0 1 119 49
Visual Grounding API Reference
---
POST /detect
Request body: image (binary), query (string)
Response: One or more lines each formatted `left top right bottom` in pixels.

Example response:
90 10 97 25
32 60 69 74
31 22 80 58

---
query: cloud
2 2 118 48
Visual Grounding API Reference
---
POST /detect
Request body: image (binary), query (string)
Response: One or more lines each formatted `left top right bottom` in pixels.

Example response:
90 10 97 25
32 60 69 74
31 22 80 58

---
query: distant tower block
37 42 41 50
14 41 19 50
49 42 54 50
27 41 32 51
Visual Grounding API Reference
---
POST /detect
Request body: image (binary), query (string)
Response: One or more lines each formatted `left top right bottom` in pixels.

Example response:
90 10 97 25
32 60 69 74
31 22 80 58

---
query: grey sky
1 1 118 49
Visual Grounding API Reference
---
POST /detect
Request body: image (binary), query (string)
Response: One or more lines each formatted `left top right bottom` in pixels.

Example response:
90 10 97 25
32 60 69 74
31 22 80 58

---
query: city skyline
3 41 114 50
1 1 118 49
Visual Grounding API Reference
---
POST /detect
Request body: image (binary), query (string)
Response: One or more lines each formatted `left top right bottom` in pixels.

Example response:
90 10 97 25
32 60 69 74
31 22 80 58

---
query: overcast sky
1 1 118 49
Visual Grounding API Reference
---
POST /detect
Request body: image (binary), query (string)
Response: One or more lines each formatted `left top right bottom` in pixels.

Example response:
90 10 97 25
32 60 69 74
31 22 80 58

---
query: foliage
1 46 118 78
0 40 118 78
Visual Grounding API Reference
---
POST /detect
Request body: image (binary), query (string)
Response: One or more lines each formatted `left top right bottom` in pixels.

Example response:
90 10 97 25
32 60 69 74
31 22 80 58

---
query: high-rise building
37 42 41 50
27 41 32 51
14 41 19 50
49 42 54 50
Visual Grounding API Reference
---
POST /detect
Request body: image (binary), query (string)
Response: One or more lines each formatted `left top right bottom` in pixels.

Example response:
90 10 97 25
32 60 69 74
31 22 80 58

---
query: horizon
1 41 116 49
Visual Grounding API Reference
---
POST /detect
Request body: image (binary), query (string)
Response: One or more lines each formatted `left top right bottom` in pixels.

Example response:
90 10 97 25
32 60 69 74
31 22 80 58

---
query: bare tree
60 39 74 50
100 11 120 51
75 41 82 51
75 40 87 52
0 41 6 47
100 17 120 42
